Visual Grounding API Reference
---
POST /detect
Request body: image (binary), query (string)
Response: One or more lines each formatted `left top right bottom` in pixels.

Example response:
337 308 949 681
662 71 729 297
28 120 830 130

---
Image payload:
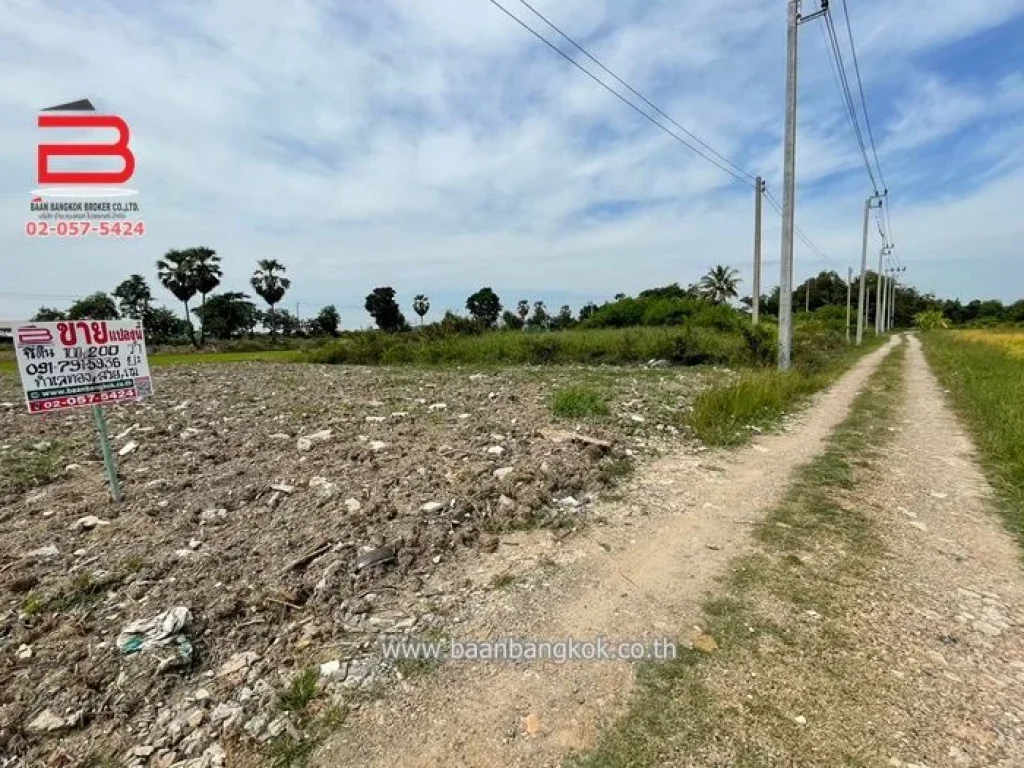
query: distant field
923 330 1024 539
956 328 1024 358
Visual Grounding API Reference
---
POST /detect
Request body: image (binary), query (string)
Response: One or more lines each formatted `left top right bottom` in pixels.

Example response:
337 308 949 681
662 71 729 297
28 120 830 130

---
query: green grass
278 667 320 714
921 330 1024 539
686 369 828 446
550 386 610 418
0 437 81 494
568 341 906 767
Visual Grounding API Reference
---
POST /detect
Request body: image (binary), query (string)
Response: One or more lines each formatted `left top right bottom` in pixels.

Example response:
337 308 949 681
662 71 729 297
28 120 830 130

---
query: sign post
13 319 153 501
91 403 123 502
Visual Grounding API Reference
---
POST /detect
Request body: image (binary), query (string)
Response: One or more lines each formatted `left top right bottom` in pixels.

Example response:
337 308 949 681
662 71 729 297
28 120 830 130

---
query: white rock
200 508 228 525
17 644 32 660
180 427 201 440
27 709 65 732
457 413 471 420
794 715 807 725
269 432 290 441
297 429 332 451
134 745 155 758
70 516 110 532
319 659 343 677
498 495 515 509
390 412 409 419
486 446 505 456
493 467 514 480
629 415 646 423
24 544 59 559
344 498 362 513
368 440 388 451
558 496 580 508
469 373 487 381
271 484 296 494
432 555 442 564
365 416 386 423
217 651 259 678
420 501 445 513
428 402 448 411
118 440 139 456
367 400 384 407
194 688 211 702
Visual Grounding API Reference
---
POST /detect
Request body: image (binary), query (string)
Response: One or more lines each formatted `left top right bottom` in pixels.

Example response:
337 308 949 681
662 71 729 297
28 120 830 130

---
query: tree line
28 256 1022 346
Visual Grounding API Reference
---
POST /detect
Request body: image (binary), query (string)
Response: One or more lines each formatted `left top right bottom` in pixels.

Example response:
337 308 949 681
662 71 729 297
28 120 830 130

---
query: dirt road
315 341 900 767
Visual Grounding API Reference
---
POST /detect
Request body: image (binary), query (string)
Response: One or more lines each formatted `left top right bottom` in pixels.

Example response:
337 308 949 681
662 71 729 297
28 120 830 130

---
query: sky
1 0 1023 329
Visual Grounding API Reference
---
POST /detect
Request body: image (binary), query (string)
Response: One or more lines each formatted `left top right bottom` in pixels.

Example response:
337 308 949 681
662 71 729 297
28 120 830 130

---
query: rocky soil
0 361 717 767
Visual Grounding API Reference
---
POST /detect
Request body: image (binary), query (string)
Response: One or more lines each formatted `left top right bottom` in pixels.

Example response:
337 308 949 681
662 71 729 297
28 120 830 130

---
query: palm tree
250 259 291 336
699 266 740 305
516 300 530 330
412 294 430 325
188 247 222 346
156 250 199 345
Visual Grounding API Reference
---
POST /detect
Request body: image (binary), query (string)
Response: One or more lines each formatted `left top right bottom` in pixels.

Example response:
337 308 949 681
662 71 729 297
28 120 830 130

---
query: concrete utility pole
875 247 886 334
846 266 853 343
752 177 764 325
879 264 889 333
777 0 827 369
805 281 811 312
856 195 883 345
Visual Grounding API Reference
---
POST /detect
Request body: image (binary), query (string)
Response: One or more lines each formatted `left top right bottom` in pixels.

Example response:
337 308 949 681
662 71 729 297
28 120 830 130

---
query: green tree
699 266 740 305
412 294 430 325
502 309 524 330
516 300 530 329
113 274 153 320
157 249 200 345
192 292 257 340
527 301 549 330
578 303 598 322
31 307 66 321
466 287 502 328
68 292 119 320
145 307 190 344
187 247 221 346
250 259 291 336
550 304 574 330
365 287 408 332
309 305 341 336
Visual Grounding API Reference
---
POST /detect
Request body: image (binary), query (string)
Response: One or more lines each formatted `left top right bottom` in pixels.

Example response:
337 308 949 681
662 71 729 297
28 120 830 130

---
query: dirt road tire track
315 341 900 768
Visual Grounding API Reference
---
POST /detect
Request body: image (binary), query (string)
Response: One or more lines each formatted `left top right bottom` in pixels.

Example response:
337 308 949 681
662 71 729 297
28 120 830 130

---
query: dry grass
956 328 1024 358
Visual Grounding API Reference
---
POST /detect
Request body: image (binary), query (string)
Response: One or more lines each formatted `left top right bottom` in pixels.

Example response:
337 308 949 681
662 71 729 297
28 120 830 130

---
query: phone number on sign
25 221 146 237
28 387 138 413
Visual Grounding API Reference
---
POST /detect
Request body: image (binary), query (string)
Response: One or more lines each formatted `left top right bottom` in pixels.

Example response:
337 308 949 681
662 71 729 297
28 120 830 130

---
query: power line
485 0 754 187
763 187 840 270
822 7 878 192
512 0 757 184
839 0 887 193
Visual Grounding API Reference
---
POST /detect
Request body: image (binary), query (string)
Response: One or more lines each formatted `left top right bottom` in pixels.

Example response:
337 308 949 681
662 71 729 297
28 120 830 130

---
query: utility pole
879 265 889 333
856 195 883 345
875 247 886 334
805 281 810 313
846 266 852 343
752 177 764 325
777 0 827 369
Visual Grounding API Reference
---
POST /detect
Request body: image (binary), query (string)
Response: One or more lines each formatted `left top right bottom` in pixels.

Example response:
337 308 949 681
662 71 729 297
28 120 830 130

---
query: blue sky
1 0 1023 328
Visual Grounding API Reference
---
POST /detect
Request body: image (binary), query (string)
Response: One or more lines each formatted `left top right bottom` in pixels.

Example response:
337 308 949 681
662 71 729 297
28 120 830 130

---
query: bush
551 387 609 418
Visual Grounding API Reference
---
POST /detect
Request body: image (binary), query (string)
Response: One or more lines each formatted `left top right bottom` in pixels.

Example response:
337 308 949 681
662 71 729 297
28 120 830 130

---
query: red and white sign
13 320 153 414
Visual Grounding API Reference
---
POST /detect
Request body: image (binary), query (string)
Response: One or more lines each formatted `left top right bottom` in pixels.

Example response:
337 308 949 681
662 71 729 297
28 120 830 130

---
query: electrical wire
485 0 754 187
839 0 887 193
822 8 878 192
512 0 757 184
763 186 840 270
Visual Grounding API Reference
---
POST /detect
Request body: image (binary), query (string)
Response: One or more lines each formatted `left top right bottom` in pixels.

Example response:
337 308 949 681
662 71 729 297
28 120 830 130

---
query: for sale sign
13 320 152 414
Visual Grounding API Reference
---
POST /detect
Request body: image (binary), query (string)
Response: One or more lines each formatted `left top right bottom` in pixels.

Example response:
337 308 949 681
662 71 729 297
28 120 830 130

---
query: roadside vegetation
922 329 1024 538
569 341 906 767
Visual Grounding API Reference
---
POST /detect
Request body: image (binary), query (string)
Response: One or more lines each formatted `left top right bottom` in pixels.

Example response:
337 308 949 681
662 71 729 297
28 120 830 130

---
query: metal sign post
91 403 123 502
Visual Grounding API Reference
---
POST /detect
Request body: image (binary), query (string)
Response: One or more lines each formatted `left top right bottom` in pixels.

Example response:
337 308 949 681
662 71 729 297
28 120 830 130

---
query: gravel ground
0 361 719 767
